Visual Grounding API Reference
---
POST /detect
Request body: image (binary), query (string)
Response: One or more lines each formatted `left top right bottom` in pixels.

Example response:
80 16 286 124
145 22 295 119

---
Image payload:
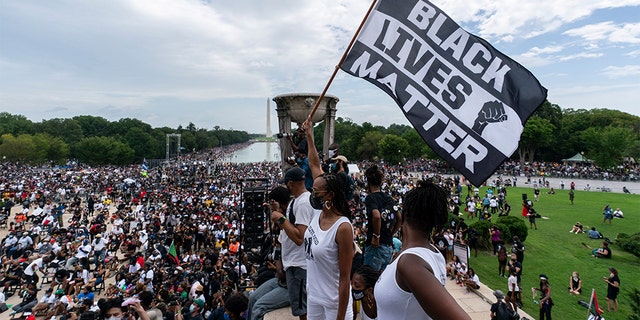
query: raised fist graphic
472 100 508 134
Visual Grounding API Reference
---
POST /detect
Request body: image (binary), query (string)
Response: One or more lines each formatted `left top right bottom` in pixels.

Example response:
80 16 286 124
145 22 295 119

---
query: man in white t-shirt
270 167 315 320
139 263 155 293
24 255 51 285
92 234 108 269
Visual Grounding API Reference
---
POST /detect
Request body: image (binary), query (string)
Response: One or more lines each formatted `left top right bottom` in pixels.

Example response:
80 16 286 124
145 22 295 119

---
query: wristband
372 234 380 239
277 216 287 225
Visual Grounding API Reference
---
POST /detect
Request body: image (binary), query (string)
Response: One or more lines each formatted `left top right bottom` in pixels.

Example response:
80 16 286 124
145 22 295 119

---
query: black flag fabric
340 0 547 186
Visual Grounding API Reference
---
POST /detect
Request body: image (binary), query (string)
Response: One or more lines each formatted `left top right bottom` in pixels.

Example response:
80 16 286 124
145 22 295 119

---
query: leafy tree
518 116 555 163
377 134 409 164
386 124 412 136
626 140 640 162
29 134 50 163
123 127 157 162
73 136 134 165
0 113 35 135
73 115 112 138
581 126 635 168
0 134 35 162
37 118 84 144
195 130 218 150
43 135 70 163
357 131 384 160
180 131 196 153
401 129 430 159
112 118 153 136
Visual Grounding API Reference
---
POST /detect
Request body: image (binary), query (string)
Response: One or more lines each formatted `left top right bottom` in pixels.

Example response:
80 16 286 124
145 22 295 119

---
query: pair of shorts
364 245 393 272
285 266 307 317
604 214 613 221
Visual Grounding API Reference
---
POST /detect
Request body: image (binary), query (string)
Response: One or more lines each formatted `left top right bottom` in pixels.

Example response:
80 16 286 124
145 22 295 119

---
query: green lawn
466 186 640 320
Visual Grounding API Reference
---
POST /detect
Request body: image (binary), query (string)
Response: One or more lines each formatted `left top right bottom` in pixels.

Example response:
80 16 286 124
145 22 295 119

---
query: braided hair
353 265 380 289
320 173 350 217
364 165 384 188
402 180 448 235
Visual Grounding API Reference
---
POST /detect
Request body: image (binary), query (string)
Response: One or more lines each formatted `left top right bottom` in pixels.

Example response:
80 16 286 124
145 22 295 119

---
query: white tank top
362 309 377 320
305 214 353 308
374 246 447 319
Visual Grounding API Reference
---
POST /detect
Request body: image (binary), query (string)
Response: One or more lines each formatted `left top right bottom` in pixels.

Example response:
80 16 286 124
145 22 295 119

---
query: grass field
465 186 639 320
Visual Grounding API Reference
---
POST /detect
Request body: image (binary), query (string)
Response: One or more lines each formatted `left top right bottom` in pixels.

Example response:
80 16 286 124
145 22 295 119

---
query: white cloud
439 0 640 41
0 0 639 133
559 52 604 61
601 65 640 78
564 22 640 43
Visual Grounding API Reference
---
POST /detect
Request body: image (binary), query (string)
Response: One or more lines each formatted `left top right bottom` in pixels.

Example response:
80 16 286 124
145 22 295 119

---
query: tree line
0 113 251 165
313 102 640 168
1 102 638 168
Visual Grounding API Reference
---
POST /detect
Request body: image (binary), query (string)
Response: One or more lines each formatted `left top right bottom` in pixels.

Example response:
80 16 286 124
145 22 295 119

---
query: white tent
562 153 593 163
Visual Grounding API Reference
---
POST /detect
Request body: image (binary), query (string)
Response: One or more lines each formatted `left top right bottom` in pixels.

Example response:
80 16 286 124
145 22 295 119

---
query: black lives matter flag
340 0 547 186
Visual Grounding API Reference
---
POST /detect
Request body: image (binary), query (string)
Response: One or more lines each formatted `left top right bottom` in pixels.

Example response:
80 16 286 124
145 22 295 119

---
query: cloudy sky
1 0 639 134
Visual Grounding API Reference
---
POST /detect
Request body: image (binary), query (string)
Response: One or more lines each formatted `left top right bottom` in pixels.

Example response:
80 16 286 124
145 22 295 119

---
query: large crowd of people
0 130 636 320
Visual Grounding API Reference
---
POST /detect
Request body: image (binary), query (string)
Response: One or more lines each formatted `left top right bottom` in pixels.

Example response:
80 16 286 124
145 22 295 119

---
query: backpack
494 302 520 320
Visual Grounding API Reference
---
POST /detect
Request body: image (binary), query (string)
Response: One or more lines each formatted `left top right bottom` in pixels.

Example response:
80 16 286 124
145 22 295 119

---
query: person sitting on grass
569 222 583 234
612 208 624 218
592 242 612 259
588 227 603 239
568 271 582 295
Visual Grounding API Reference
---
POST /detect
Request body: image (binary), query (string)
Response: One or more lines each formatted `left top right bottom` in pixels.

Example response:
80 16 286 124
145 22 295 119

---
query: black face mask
309 194 324 210
351 289 365 301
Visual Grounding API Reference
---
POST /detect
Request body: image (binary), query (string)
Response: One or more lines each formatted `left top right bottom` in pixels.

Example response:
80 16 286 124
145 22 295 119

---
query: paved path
477 174 639 194
264 277 535 319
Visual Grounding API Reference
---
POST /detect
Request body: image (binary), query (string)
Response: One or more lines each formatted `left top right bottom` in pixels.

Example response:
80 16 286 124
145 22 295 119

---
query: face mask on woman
309 194 324 210
351 289 365 301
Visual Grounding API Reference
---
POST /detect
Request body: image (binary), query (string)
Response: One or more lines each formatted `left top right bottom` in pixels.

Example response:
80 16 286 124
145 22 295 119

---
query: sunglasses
312 188 327 196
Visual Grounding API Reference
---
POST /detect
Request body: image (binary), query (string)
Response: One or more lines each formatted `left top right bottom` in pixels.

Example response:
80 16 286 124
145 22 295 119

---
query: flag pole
304 0 378 125
587 288 594 320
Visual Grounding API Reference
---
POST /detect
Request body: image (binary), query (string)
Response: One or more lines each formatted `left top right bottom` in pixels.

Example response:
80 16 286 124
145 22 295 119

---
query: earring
324 200 333 210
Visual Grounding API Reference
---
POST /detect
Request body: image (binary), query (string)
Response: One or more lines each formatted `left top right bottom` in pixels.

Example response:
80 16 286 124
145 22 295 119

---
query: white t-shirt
92 238 107 251
24 257 44 276
508 274 520 292
375 246 447 320
76 244 92 259
280 191 314 270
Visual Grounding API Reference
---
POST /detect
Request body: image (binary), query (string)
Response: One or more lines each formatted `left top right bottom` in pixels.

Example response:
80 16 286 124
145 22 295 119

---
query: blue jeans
364 244 393 272
94 250 105 267
247 278 290 320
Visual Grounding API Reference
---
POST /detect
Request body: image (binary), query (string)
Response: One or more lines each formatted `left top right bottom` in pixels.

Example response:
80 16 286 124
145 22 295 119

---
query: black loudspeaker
243 187 267 250
522 193 528 201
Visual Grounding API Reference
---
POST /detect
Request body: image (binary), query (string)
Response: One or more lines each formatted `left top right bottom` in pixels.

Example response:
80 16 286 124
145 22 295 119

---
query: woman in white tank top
303 121 355 320
375 180 470 319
